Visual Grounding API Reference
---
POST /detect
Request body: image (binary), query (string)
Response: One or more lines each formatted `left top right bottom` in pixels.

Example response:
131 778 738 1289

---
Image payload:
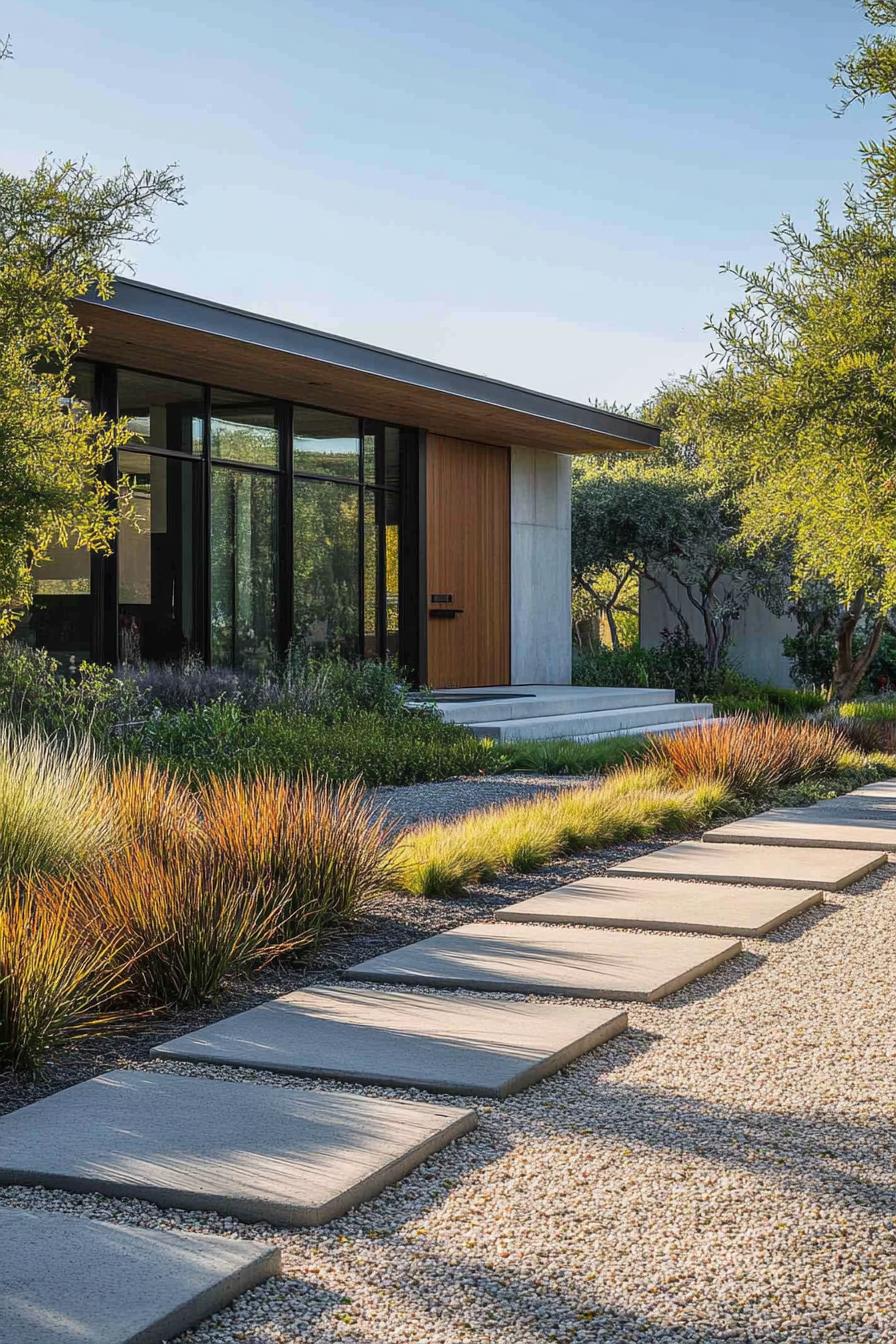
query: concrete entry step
493 876 824 936
152 985 627 1098
706 808 896 851
0 1071 476 1228
0 1206 279 1344
609 841 886 891
421 684 676 725
465 701 712 743
345 923 741 1002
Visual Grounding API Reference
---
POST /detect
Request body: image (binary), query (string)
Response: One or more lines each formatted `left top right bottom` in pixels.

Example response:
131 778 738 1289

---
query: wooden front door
425 433 510 688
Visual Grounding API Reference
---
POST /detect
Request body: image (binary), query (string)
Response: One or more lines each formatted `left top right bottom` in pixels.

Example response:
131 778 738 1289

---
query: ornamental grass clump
107 758 200 852
391 764 733 897
196 770 397 944
0 883 130 1074
0 726 116 881
647 715 846 796
61 836 298 1009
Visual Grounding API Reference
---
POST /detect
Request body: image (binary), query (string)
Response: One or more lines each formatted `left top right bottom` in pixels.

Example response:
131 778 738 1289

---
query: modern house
22 280 712 737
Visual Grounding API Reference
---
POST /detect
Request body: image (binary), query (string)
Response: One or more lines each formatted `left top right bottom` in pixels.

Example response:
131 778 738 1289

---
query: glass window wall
210 467 278 670
294 480 359 655
211 390 278 467
118 449 200 664
118 368 204 455
294 407 359 479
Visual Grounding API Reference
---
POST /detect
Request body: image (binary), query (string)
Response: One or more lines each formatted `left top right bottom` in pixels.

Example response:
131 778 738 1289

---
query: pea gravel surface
2 858 894 1342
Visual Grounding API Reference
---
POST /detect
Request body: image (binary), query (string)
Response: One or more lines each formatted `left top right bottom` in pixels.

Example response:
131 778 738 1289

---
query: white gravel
2 864 895 1343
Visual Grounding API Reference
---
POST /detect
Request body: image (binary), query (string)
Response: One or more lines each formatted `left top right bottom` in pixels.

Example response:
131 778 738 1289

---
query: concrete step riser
469 703 713 742
431 688 677 725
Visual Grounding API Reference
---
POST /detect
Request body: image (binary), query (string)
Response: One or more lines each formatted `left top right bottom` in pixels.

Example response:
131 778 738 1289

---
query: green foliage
125 702 494 786
572 629 724 701
839 698 896 719
571 439 788 671
497 733 649 775
0 156 183 629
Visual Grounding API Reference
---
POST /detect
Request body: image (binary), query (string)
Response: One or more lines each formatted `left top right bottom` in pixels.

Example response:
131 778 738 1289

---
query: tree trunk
829 601 884 702
605 606 620 651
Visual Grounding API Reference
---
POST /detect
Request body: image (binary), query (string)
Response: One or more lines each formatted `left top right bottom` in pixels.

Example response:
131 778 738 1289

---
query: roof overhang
75 279 659 456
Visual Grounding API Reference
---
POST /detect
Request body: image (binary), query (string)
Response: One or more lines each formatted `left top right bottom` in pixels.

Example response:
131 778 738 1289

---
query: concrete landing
346 923 741 1002
609 840 885 890
800 795 896 821
706 809 896 851
493 876 824 936
0 1206 280 1344
0 1071 476 1228
152 986 627 1098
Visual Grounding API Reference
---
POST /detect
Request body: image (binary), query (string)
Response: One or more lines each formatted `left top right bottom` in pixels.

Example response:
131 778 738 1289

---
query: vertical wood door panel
425 434 510 688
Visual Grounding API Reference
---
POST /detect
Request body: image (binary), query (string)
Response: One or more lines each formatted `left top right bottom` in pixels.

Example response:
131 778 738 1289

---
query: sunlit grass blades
646 714 846 796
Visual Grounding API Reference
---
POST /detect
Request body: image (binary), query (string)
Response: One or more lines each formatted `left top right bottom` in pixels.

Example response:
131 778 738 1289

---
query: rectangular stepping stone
609 840 885 890
706 808 896 851
492 876 823 936
0 1070 476 1228
152 985 627 1098
849 778 896 798
0 1206 279 1344
805 794 896 820
345 923 741 1002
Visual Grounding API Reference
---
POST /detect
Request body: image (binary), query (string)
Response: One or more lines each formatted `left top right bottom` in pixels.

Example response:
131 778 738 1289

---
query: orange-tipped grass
66 835 299 1010
647 715 846 796
196 770 397 944
0 882 130 1074
107 759 200 852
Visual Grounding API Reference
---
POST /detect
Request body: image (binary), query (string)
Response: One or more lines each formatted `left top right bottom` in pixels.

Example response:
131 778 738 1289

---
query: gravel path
368 772 589 829
2 855 894 1341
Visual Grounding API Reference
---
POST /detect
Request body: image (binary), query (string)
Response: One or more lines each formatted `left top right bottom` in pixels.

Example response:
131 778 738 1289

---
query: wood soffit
74 290 659 457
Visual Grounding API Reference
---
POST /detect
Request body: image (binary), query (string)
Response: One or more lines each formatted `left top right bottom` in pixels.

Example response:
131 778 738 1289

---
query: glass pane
362 425 377 484
294 407 359 479
20 538 93 670
118 449 200 664
70 360 95 409
210 467 278 669
363 490 379 657
383 426 401 490
211 390 278 467
118 368 204 455
384 489 400 656
293 479 359 655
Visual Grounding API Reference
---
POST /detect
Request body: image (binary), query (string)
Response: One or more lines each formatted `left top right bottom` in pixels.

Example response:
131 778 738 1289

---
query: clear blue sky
0 0 884 406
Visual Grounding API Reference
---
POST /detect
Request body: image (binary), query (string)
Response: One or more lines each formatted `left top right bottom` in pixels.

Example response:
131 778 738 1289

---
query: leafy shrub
391 764 732 897
647 714 846 796
573 630 726 701
197 771 396 944
0 642 144 740
0 885 129 1074
128 704 494 785
0 727 117 881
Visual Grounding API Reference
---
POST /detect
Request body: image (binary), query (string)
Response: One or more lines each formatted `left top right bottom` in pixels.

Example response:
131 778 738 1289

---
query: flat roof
77 278 659 455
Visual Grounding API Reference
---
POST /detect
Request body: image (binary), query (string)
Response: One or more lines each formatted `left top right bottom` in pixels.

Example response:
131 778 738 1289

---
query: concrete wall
639 574 797 688
509 447 572 684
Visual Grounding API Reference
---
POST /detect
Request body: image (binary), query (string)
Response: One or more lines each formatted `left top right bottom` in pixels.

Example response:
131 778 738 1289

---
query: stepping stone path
609 839 886 889
152 985 627 1097
493 876 823 936
5 777 896 1341
707 808 896 850
345 922 742 1001
0 1205 279 1344
0 1070 476 1228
